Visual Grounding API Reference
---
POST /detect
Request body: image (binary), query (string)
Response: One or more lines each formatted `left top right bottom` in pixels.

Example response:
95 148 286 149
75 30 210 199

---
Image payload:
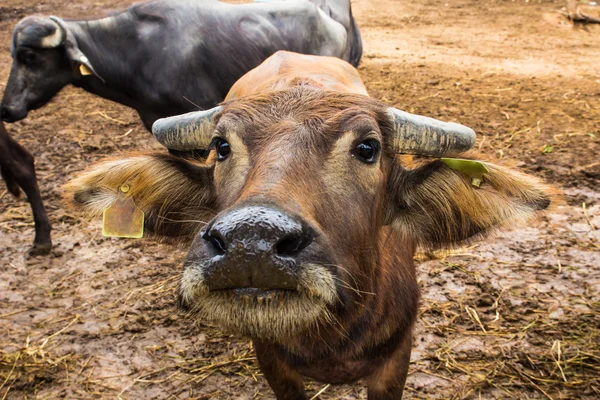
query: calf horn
152 105 475 156
387 108 475 157
152 107 222 151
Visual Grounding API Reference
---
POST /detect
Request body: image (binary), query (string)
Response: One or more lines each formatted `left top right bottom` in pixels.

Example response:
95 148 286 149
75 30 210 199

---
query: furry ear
64 153 216 239
385 154 554 249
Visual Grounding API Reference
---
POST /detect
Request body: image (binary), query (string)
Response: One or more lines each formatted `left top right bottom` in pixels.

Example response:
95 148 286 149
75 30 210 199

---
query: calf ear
64 153 216 239
385 154 554 249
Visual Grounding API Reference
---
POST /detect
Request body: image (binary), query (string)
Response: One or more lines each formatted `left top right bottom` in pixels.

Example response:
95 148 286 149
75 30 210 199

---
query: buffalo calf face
65 83 552 400
179 203 339 340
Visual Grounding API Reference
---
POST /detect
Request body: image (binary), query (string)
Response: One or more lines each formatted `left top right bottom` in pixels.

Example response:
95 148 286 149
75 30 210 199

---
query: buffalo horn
387 107 475 157
152 106 223 151
42 16 66 48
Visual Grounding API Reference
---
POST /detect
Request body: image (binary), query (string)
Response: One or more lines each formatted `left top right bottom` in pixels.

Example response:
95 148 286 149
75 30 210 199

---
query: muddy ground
1 0 599 399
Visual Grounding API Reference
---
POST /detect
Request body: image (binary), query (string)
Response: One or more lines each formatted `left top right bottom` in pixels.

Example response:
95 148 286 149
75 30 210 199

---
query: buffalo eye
213 138 231 161
18 51 38 67
352 139 380 164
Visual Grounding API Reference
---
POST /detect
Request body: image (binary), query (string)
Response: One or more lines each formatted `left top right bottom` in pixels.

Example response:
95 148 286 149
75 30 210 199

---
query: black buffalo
0 0 362 129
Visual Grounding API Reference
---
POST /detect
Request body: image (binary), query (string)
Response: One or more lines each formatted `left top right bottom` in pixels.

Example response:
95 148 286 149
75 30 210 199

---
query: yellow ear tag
79 64 93 76
102 184 144 238
441 158 489 188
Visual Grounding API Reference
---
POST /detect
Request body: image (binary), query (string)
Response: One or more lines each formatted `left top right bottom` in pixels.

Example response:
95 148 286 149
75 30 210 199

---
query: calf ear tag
102 184 144 238
441 158 489 187
79 64 93 76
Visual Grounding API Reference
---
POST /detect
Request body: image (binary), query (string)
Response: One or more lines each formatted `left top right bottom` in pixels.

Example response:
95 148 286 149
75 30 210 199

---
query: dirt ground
1 0 599 399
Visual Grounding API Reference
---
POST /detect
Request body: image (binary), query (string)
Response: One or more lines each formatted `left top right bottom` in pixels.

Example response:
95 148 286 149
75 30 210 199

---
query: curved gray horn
13 16 65 49
387 108 476 157
42 16 66 48
152 106 223 150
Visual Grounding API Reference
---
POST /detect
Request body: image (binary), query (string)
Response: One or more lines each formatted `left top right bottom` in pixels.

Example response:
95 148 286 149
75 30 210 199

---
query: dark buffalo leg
365 332 412 400
19 164 52 255
0 123 52 255
253 341 308 400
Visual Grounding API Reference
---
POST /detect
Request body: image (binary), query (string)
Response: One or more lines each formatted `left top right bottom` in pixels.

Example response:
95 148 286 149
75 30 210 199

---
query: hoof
29 242 52 256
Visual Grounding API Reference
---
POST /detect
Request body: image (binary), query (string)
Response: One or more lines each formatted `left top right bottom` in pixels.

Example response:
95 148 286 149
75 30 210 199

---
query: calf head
66 87 551 341
1 16 99 122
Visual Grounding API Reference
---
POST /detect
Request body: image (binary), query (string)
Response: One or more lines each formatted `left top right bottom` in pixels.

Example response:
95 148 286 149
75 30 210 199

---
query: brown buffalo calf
66 51 552 399
1 121 51 255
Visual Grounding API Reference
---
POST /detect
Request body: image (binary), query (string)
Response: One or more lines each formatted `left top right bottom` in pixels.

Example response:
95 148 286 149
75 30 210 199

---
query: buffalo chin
178 262 339 339
180 289 333 339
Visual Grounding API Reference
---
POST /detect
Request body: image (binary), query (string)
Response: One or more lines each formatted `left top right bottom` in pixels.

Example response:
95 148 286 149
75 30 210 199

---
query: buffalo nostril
0 108 10 121
275 227 314 256
202 229 226 255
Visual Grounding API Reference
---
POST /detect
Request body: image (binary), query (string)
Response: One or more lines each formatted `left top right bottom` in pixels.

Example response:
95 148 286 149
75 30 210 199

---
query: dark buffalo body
1 0 362 129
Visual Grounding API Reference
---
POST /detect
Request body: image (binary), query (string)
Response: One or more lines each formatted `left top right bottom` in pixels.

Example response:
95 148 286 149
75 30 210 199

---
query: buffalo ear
64 153 216 239
65 43 104 82
48 16 104 82
385 154 554 249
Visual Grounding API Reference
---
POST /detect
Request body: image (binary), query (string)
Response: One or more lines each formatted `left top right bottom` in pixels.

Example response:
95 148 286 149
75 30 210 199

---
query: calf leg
0 124 51 255
365 331 412 400
20 172 52 255
0 166 21 197
253 341 307 400
7 151 51 255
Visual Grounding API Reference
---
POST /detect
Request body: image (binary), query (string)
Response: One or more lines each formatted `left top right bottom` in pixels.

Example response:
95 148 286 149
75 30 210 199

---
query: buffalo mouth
178 263 338 339
212 287 298 302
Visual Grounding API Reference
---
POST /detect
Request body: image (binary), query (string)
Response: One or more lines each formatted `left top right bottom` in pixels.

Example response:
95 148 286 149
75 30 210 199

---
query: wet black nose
203 205 313 257
199 205 315 291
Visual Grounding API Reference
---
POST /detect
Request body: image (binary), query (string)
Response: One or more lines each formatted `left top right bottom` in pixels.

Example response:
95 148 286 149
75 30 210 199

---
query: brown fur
225 51 368 100
386 150 555 249
64 153 216 238
64 52 553 399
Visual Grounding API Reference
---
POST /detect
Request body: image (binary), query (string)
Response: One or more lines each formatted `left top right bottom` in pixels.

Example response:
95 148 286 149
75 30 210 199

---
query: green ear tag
441 158 489 187
102 184 144 238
